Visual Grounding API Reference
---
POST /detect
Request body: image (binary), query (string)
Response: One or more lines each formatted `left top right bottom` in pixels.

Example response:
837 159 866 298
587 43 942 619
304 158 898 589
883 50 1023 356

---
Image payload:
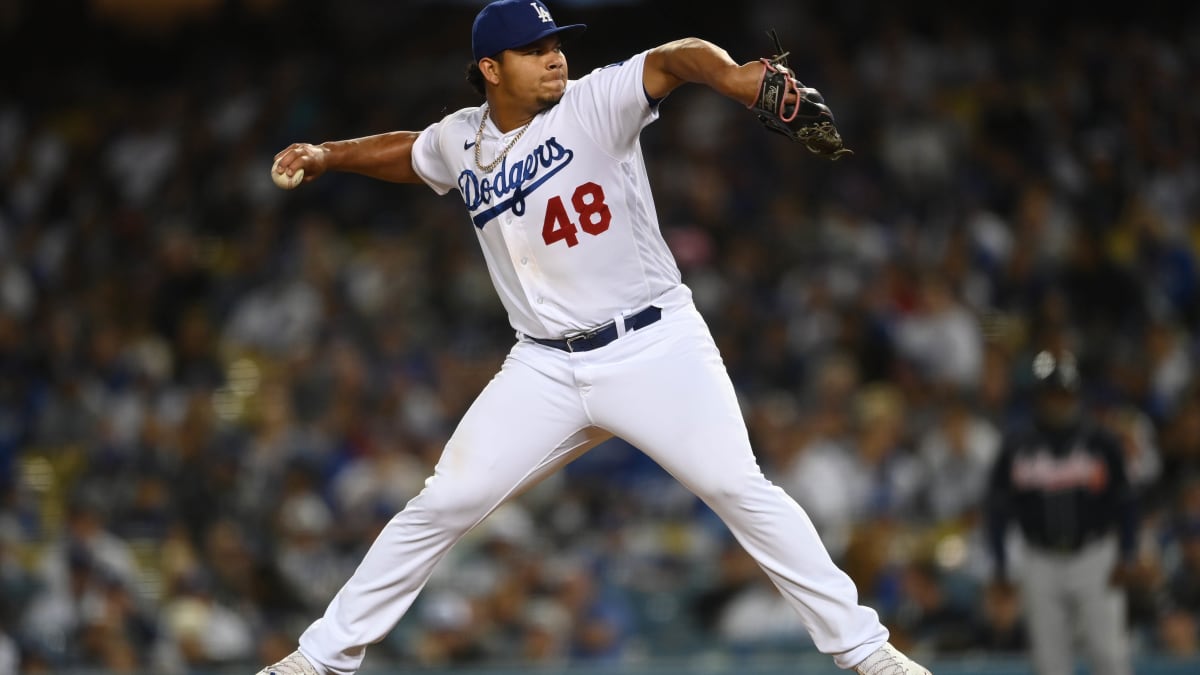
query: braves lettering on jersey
1011 446 1110 492
411 52 681 338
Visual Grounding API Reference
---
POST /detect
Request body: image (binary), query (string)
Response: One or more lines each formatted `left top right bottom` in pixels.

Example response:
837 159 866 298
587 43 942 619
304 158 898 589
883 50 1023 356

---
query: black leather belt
530 306 662 353
1025 527 1110 555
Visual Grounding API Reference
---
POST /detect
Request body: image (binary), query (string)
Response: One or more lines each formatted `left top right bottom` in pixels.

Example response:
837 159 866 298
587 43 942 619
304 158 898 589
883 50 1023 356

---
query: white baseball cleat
854 642 933 675
255 650 321 675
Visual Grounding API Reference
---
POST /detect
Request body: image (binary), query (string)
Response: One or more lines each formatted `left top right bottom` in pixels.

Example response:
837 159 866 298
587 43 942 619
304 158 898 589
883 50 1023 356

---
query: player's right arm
273 131 424 185
984 439 1017 584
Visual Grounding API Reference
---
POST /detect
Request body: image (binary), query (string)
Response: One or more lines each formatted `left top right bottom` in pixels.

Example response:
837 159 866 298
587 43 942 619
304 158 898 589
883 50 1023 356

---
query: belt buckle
563 323 606 353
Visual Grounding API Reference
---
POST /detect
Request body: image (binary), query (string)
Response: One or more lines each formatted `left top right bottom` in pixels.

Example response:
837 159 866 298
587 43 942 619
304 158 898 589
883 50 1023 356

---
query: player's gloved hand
1108 560 1156 589
748 30 852 160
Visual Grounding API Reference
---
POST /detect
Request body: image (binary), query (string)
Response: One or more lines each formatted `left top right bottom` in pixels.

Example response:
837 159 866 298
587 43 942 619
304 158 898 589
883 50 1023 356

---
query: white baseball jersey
410 51 681 338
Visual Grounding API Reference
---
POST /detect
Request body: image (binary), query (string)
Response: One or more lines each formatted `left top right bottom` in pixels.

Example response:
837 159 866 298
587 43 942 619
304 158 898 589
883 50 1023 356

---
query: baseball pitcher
260 2 922 674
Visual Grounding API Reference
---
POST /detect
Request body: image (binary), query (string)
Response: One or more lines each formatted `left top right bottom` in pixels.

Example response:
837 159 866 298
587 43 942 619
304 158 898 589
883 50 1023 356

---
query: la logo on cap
531 2 553 22
471 0 586 62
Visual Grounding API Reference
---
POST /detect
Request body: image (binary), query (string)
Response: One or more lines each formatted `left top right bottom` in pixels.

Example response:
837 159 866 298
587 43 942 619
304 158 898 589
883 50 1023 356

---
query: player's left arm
642 38 768 106
1098 431 1139 566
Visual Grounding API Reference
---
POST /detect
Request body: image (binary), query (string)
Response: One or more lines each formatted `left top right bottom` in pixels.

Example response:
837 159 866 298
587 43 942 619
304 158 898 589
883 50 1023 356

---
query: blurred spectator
201 518 259 611
1142 318 1194 421
1096 401 1163 496
781 383 921 561
894 273 984 391
968 579 1027 654
1165 509 1200 615
891 561 975 654
1155 609 1200 659
714 574 811 651
1160 390 1200 497
702 543 809 651
329 435 427 537
0 511 36 634
519 598 573 663
692 538 762 635
160 570 255 667
412 590 487 666
914 395 1002 524
22 539 156 669
27 495 140 614
554 561 636 662
273 490 353 612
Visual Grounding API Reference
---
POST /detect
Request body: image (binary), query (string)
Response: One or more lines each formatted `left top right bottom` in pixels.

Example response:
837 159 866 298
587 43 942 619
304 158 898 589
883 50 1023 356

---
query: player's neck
484 97 537 134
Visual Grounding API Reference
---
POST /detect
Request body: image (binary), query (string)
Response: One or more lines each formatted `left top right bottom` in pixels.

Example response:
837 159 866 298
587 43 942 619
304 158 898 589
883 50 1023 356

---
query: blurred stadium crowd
1 0 1199 672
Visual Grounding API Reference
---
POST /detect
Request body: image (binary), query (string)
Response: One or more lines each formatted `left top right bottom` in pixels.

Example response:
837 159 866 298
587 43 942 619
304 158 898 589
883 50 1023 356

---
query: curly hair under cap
465 58 499 99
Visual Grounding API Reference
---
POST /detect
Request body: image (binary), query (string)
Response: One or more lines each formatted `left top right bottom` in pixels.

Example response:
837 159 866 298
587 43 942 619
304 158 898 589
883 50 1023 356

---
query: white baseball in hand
271 158 304 190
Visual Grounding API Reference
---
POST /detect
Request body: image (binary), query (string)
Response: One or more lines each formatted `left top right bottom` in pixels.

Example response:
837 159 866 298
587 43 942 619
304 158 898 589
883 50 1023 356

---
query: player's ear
479 56 503 87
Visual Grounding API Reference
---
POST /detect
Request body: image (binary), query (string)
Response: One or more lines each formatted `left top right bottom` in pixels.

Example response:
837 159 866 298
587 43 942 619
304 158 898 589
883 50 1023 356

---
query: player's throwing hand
271 143 330 189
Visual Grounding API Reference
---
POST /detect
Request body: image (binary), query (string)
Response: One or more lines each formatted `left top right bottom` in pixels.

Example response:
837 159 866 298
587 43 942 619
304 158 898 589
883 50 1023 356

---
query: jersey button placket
502 216 548 318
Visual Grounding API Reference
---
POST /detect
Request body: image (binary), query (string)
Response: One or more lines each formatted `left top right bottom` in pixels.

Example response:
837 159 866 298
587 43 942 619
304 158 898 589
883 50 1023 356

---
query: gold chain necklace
474 106 532 173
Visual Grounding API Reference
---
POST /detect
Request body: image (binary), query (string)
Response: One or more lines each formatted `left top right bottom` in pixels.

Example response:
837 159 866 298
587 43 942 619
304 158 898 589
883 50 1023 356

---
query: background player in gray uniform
986 350 1137 675
259 2 930 674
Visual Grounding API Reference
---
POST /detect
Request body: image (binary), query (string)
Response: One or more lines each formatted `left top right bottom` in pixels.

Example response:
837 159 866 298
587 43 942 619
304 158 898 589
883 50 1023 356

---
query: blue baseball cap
472 0 587 62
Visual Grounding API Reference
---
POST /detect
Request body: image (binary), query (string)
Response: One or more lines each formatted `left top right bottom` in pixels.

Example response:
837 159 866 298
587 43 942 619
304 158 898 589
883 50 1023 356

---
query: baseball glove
749 30 852 160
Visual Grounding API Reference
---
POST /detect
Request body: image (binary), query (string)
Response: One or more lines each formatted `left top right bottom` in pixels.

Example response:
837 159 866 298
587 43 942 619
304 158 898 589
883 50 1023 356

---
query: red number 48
542 182 612 247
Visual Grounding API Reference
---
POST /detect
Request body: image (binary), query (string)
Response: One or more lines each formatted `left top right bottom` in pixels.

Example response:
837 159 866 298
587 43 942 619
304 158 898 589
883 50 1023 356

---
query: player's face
1036 387 1080 430
501 35 568 111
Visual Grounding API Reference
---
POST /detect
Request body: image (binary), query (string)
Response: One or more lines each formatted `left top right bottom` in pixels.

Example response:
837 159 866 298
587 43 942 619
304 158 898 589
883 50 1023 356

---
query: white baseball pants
298 296 888 673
